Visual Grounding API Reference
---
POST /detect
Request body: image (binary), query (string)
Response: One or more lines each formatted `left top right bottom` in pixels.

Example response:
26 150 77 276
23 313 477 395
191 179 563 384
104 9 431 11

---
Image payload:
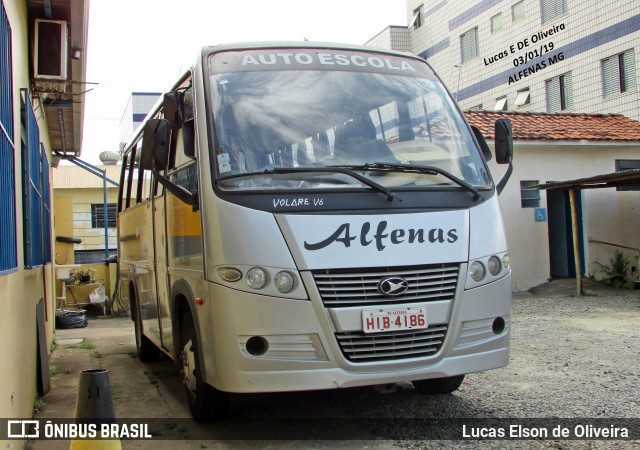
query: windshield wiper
334 162 483 201
219 167 399 202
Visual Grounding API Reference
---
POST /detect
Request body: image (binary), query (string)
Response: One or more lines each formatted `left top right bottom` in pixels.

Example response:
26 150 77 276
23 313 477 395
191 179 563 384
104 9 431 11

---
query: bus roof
201 41 421 62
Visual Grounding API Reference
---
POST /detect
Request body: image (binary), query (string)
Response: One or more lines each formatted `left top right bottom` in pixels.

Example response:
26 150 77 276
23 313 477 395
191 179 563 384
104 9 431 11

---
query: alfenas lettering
304 221 458 251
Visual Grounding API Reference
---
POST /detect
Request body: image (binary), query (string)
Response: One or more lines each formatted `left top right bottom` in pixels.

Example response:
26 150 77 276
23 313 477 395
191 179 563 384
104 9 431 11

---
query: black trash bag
55 308 88 329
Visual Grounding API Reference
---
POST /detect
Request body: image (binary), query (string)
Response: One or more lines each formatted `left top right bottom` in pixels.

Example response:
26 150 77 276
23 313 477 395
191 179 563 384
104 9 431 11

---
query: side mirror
163 92 184 129
471 126 492 162
141 119 170 171
494 119 513 165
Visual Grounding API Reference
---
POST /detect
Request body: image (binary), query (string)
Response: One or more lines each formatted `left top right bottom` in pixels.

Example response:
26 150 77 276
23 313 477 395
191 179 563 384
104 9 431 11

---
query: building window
515 88 531 106
546 72 573 113
91 203 117 229
494 96 508 111
491 13 503 32
602 49 636 97
411 5 423 30
21 90 51 268
512 1 525 21
521 180 540 208
541 0 567 24
469 104 483 110
460 27 479 63
74 249 117 264
615 160 640 191
0 2 17 274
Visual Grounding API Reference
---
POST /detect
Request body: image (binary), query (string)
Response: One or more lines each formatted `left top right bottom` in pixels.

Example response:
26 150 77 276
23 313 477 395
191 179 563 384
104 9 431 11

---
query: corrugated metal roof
537 169 640 190
53 165 122 189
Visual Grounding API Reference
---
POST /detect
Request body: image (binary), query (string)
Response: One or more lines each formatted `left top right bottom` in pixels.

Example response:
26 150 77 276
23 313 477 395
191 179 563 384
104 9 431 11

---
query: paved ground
24 278 639 449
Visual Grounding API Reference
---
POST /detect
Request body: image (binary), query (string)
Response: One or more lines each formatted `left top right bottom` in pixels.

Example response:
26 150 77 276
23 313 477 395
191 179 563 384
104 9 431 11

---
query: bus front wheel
412 375 465 394
180 312 229 421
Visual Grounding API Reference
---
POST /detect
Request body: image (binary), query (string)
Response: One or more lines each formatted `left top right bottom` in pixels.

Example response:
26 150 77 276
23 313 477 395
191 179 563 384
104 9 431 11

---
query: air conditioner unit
34 19 68 80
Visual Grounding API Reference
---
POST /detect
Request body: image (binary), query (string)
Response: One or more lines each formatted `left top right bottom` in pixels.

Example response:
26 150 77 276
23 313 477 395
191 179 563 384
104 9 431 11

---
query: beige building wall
53 165 121 252
53 166 122 300
62 188 119 252
488 141 640 290
0 0 56 425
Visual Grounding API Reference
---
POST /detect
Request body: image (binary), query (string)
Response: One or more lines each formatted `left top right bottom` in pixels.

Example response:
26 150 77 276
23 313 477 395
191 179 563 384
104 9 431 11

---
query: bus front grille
312 264 459 308
335 325 447 362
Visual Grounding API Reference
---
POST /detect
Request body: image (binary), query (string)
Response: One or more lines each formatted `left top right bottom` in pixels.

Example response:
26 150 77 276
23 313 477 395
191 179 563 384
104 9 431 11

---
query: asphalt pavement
25 278 639 449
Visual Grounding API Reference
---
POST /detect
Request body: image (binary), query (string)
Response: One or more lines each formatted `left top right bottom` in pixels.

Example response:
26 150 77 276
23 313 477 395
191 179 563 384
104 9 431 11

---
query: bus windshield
208 50 491 191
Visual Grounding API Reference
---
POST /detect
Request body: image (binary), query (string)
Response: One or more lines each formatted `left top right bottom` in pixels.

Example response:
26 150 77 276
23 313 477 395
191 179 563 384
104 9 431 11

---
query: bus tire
132 297 162 362
412 375 465 394
180 312 229 421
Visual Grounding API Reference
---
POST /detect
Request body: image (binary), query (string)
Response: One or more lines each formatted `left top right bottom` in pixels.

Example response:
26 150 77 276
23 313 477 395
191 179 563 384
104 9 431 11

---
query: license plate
362 306 427 334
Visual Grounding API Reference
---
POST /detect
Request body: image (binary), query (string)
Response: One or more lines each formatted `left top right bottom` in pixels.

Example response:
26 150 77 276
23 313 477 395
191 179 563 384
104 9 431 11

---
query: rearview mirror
163 92 184 129
494 119 513 165
141 119 170 171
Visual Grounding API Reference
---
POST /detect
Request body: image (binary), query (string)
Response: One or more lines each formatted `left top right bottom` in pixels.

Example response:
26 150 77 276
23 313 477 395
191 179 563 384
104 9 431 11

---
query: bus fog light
487 256 501 276
274 271 295 293
469 261 486 282
246 267 267 289
492 317 506 334
217 267 242 282
246 336 268 356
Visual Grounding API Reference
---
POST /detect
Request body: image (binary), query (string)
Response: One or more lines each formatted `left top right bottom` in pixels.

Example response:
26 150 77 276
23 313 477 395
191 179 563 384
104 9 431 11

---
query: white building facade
371 0 639 120
118 92 161 150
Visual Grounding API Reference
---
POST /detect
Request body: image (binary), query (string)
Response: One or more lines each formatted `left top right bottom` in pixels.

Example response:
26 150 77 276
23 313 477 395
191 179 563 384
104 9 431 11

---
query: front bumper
200 272 511 393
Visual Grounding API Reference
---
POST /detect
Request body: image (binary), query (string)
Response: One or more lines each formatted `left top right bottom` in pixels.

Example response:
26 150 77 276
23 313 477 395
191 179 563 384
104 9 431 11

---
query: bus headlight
487 256 502 276
274 271 295 293
465 252 510 289
246 267 268 289
469 261 486 282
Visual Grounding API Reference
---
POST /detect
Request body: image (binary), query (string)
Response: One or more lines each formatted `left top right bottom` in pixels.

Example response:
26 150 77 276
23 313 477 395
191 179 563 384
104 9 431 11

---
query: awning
536 169 640 190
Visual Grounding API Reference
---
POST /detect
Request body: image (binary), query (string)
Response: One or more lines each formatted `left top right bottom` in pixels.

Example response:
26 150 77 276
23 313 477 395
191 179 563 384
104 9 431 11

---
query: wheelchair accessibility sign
534 208 547 222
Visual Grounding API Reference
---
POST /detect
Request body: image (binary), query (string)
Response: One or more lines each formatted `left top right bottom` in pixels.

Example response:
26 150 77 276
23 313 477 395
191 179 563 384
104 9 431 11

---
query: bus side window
123 145 137 210
133 140 152 204
118 152 129 212
170 121 197 194
168 86 194 171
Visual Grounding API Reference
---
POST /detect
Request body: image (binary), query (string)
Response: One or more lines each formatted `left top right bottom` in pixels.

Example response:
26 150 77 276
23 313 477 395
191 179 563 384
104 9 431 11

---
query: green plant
595 250 635 289
144 370 158 385
111 386 119 401
33 396 46 413
72 267 96 284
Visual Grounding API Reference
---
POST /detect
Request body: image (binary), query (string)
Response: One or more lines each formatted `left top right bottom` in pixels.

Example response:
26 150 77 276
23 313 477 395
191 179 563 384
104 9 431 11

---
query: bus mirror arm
496 162 513 195
494 118 513 195
153 170 199 211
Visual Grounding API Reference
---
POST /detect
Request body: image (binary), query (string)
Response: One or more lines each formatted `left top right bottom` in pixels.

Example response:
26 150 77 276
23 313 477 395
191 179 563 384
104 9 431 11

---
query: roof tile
464 111 640 142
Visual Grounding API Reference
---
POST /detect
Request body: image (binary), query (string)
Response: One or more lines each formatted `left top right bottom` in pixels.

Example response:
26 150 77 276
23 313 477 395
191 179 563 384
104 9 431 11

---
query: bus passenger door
153 184 173 354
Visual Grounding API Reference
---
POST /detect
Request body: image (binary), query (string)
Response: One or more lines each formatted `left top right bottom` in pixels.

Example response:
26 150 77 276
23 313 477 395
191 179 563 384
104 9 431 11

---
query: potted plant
72 268 96 284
